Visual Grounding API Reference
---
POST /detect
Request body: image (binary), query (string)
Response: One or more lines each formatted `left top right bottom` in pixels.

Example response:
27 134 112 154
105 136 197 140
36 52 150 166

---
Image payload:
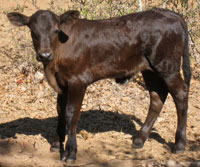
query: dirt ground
0 1 200 167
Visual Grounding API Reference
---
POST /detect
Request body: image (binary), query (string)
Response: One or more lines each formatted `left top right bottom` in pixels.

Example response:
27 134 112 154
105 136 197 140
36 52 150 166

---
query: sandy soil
0 1 200 167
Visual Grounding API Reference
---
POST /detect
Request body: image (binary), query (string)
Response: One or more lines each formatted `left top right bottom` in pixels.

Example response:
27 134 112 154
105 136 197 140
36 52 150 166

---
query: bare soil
0 1 200 167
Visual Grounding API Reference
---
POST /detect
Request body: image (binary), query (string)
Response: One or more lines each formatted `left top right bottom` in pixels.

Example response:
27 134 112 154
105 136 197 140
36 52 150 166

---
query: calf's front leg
59 83 86 162
50 94 67 152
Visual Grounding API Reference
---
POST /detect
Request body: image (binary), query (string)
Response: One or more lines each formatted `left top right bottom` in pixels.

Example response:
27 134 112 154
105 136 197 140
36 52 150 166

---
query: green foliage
68 0 138 19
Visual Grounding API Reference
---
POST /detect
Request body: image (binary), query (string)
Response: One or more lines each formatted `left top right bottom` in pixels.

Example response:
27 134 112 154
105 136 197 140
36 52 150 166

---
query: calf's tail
182 21 191 88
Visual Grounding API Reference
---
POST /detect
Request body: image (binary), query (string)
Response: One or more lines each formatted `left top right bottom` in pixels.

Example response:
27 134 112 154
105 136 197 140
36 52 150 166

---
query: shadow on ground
0 110 168 151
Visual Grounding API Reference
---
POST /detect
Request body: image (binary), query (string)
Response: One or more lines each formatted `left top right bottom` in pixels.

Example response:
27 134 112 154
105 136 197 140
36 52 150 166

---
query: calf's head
7 10 80 62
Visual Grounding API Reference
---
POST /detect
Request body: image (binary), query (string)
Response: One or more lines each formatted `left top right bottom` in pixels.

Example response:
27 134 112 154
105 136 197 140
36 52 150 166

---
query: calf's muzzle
37 52 54 62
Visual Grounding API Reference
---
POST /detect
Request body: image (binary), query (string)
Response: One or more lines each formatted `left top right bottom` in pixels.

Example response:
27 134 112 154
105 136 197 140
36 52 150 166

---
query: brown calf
7 8 191 162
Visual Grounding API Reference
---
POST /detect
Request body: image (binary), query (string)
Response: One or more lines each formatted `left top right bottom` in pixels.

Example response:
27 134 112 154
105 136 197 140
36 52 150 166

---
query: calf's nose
38 52 53 61
40 53 51 58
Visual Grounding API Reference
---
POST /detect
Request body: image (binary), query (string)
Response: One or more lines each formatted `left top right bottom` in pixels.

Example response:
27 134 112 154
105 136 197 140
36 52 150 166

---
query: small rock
21 86 26 92
26 74 32 83
157 117 165 123
166 160 180 167
39 98 45 103
35 71 44 81
82 104 87 109
80 130 89 140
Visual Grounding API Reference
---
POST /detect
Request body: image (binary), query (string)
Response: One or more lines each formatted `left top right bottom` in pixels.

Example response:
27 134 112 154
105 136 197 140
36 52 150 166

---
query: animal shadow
0 110 167 147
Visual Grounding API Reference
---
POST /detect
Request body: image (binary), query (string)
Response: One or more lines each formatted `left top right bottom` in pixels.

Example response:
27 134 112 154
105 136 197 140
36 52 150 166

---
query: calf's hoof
132 137 144 149
172 142 185 154
50 141 60 152
61 151 76 162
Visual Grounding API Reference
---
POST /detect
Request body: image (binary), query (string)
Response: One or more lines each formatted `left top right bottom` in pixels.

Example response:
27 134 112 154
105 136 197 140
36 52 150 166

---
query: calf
7 8 191 161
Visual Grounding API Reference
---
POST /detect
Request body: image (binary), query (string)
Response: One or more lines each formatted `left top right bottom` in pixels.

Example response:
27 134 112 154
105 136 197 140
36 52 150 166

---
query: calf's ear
7 12 29 26
58 30 69 43
59 10 80 24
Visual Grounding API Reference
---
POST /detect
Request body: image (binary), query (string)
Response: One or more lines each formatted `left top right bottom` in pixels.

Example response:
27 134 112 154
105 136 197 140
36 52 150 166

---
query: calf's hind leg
164 73 189 153
132 70 168 148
